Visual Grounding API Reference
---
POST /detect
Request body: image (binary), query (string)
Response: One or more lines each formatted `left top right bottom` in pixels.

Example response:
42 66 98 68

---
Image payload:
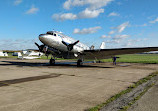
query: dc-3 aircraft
35 31 158 66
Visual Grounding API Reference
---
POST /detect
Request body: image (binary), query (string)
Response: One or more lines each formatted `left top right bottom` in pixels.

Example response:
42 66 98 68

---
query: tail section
100 42 105 49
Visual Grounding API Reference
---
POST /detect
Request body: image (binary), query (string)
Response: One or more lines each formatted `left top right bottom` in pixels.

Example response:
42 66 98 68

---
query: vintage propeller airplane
35 31 158 66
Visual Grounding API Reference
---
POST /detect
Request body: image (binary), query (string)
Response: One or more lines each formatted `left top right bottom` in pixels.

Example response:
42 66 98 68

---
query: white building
0 51 4 56
13 52 22 57
3 52 8 56
0 51 8 56
22 50 27 55
25 51 43 56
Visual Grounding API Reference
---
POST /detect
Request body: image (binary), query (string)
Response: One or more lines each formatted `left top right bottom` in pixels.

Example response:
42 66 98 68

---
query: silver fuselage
39 31 89 54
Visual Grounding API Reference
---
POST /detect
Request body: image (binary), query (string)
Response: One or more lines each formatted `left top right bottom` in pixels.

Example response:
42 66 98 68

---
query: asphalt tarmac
0 58 158 111
128 78 158 111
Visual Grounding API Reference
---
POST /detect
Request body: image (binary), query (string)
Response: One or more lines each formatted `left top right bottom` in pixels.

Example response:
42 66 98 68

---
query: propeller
62 40 79 59
35 42 46 53
62 40 79 51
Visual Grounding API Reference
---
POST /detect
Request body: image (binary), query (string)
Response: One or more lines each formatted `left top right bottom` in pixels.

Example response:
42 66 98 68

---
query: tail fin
100 42 105 49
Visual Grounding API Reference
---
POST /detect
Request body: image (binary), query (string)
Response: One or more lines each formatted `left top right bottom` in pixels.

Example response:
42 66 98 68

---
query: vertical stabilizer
100 42 105 49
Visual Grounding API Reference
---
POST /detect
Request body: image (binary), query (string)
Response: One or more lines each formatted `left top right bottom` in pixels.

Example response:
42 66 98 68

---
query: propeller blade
35 42 40 48
62 40 79 51
35 42 45 52
62 41 68 46
72 40 79 46
68 40 79 51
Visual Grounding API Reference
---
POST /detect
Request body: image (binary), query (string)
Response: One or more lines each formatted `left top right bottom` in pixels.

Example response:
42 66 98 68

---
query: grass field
1 53 158 64
38 54 158 64
102 54 158 64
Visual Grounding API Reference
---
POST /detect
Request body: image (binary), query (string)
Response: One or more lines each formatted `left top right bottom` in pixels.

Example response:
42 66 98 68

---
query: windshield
46 31 53 35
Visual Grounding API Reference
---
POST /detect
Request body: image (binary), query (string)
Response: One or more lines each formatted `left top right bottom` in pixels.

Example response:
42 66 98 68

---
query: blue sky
0 0 158 50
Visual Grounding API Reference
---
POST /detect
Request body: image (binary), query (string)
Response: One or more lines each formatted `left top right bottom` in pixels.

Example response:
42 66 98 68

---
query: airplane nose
39 34 45 37
39 34 45 40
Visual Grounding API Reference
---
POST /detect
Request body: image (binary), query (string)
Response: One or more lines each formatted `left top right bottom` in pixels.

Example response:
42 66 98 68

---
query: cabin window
54 33 56 36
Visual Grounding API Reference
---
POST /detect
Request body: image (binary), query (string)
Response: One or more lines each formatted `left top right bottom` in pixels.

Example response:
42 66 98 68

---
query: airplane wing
83 47 158 59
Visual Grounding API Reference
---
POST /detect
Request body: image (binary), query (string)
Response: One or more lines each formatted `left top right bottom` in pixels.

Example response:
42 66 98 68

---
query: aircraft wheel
77 59 83 67
50 58 55 65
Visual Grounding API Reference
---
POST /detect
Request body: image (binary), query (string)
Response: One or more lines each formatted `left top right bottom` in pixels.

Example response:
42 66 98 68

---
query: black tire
50 59 55 65
77 59 83 67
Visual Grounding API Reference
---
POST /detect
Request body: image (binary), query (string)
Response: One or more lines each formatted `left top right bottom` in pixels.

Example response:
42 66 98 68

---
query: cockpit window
46 32 53 35
54 33 56 36
46 32 50 34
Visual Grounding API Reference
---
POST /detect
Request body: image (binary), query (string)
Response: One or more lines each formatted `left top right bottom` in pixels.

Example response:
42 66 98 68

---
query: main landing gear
77 59 83 67
49 57 55 65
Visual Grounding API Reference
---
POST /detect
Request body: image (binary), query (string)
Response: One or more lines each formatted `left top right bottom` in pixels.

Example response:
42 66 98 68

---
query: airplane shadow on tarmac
0 61 113 69
0 74 61 87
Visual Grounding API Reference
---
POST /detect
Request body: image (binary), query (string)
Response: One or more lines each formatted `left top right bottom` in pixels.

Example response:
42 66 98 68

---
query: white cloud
108 12 120 17
149 17 158 24
122 39 147 47
134 23 147 27
105 38 146 47
52 8 104 21
105 39 122 44
117 2 122 5
123 41 133 47
52 13 77 21
53 0 113 21
0 39 37 50
105 34 130 44
102 22 129 39
141 23 147 26
63 0 113 10
112 22 129 33
100 35 111 38
14 0 22 6
113 34 130 40
108 30 115 35
63 0 72 10
25 5 39 14
100 22 129 42
78 8 104 19
117 22 129 33
73 26 101 34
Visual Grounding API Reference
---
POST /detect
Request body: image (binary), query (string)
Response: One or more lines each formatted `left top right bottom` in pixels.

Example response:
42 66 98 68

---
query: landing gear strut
49 57 55 65
77 59 83 67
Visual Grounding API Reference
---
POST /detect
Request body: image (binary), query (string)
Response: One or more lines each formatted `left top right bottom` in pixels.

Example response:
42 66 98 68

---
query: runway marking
0 74 61 87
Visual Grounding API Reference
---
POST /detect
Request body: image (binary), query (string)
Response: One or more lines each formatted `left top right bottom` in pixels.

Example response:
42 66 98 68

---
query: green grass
40 54 158 64
37 56 53 60
1 54 158 64
88 71 158 111
102 54 158 64
0 52 17 59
